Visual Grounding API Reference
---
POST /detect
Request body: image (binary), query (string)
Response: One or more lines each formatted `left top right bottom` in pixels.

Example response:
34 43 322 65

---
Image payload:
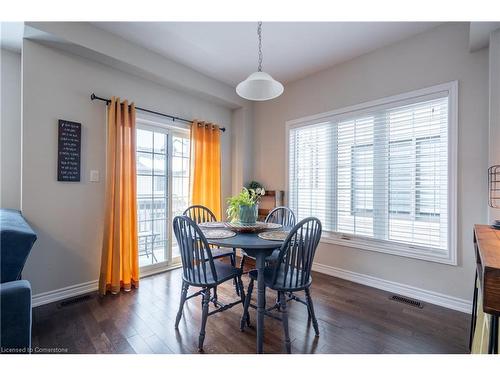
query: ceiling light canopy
236 22 284 101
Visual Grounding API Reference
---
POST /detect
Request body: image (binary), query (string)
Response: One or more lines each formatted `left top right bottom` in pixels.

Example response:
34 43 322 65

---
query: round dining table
206 231 285 354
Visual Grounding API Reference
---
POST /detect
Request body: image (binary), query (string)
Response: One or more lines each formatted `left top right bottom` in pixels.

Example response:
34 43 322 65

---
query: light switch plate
89 170 99 182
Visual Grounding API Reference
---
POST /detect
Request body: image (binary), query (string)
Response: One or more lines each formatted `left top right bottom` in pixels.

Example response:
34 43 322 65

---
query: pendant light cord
257 21 263 72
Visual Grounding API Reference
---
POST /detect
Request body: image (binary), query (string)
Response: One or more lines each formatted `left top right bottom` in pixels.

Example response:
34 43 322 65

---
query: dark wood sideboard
471 224 500 354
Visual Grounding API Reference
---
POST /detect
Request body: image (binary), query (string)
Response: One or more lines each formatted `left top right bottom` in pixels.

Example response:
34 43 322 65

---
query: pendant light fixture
236 22 284 101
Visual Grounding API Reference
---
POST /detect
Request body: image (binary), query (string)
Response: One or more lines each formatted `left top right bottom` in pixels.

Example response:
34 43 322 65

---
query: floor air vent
390 294 423 309
58 294 93 308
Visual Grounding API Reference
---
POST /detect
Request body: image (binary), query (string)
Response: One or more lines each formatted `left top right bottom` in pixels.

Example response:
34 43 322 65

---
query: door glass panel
171 134 190 259
172 136 183 156
137 129 153 152
153 154 166 175
153 176 166 198
154 132 167 153
136 125 190 269
137 127 168 267
137 152 153 175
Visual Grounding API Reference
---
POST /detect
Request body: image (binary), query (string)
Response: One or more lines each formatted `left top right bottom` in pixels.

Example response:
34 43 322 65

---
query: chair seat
248 267 312 291
266 249 280 264
184 261 242 287
242 249 280 261
209 247 234 259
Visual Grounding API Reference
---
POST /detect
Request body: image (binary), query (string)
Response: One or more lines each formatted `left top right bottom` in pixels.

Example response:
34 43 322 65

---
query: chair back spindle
265 206 296 228
183 205 217 224
273 217 322 290
173 215 218 285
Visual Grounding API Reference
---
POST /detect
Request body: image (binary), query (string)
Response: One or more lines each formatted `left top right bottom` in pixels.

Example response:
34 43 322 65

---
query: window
136 120 190 270
287 82 457 264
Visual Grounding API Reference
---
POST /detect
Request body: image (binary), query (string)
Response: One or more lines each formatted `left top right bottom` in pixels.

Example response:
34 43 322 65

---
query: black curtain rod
90 93 226 132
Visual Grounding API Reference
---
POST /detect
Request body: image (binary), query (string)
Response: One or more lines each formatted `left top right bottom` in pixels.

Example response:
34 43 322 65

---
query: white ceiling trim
469 22 500 52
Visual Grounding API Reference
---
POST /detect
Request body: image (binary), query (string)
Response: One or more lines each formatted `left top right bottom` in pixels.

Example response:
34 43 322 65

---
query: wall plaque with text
57 119 81 182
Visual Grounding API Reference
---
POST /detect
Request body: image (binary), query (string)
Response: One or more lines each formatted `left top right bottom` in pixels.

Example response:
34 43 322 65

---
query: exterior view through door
136 120 190 271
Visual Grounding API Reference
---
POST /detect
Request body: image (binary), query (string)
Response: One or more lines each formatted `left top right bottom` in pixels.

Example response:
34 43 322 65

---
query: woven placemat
202 229 237 239
257 230 289 241
198 221 226 229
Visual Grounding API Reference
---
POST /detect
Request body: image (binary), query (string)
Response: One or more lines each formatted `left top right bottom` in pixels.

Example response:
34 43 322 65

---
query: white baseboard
31 264 182 307
32 280 99 307
312 262 472 314
32 262 472 313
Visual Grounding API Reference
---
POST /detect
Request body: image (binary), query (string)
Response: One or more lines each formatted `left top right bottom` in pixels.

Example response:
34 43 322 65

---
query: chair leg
237 275 246 310
240 278 254 331
230 251 240 297
175 281 189 329
302 292 311 320
198 288 211 352
240 254 246 271
305 287 320 337
230 249 237 267
213 286 218 307
279 291 291 354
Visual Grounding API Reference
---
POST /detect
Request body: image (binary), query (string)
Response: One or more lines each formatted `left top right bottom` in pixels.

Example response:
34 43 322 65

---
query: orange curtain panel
99 97 139 295
190 120 222 220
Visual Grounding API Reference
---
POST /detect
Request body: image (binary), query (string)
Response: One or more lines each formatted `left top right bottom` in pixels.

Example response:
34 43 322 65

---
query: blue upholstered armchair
0 209 37 352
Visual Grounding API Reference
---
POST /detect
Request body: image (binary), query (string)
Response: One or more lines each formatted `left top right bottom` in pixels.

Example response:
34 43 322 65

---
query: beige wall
231 105 254 194
22 40 233 295
253 23 489 301
1 48 21 209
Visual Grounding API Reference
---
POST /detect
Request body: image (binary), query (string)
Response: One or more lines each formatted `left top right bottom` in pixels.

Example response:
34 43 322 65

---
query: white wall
22 40 233 295
1 48 21 209
253 23 489 301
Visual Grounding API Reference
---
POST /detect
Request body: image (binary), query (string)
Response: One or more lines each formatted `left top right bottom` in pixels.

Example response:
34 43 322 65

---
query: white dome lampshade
236 71 284 101
236 22 284 101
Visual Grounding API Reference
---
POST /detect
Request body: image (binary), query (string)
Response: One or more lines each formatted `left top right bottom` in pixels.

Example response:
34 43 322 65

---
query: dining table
205 230 286 354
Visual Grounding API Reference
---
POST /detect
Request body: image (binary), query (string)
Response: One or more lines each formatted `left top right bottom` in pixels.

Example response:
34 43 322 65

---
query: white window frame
136 113 190 276
285 81 458 265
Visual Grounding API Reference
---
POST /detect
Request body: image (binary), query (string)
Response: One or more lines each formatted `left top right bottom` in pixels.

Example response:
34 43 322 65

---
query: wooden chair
183 205 219 224
183 205 239 297
183 205 236 263
240 206 296 270
173 215 246 352
240 217 322 353
265 206 296 228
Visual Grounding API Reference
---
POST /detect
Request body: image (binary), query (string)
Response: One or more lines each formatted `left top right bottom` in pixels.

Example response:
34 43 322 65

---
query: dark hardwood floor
31 265 470 354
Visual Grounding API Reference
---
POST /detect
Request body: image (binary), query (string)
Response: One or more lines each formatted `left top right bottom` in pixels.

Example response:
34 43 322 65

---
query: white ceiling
92 22 441 86
1 22 443 86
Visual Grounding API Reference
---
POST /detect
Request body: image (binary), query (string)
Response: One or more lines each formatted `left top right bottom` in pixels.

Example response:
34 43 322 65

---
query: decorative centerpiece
226 187 266 225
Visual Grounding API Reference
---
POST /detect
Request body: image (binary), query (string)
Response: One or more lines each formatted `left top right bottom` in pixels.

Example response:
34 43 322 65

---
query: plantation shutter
288 91 450 254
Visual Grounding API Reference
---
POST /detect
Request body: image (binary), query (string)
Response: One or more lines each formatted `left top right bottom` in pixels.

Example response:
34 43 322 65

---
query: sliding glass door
136 121 190 272
170 134 191 259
